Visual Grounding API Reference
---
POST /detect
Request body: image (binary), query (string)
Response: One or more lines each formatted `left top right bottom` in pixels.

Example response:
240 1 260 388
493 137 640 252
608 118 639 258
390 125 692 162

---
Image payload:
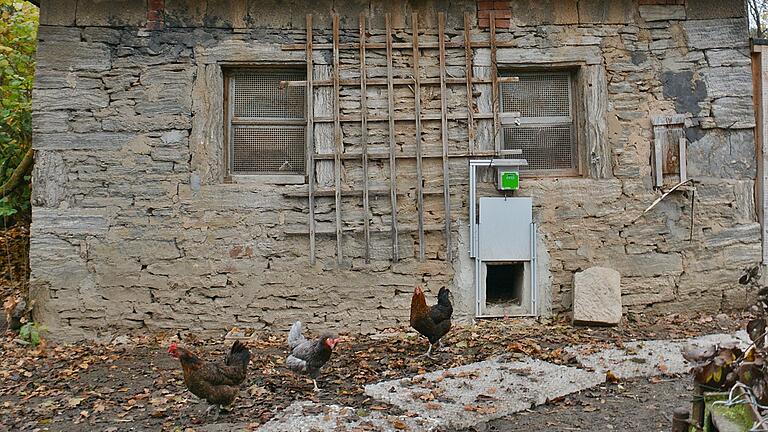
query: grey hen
285 321 340 392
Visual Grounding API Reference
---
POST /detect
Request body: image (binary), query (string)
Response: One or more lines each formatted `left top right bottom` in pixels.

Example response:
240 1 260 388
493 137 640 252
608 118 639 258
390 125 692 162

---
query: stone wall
30 0 759 341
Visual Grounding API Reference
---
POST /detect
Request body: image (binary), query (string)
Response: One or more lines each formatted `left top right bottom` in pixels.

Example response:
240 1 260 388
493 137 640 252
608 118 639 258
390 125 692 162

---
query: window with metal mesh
227 68 306 175
499 71 577 173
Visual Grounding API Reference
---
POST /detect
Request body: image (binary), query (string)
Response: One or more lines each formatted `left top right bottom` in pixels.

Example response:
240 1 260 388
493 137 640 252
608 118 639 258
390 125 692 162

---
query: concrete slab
248 332 750 431
568 332 749 379
364 358 605 430
258 401 440 432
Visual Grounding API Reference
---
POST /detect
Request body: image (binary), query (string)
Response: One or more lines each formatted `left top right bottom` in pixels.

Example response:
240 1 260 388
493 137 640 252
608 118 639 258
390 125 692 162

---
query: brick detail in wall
477 1 510 29
146 0 165 30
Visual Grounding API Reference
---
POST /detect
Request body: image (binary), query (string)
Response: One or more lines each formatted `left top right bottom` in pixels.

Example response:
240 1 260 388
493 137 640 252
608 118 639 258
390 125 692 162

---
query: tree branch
0 147 33 198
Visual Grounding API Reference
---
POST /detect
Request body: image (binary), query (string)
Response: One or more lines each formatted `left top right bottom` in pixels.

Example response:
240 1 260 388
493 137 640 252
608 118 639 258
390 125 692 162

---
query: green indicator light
500 171 519 190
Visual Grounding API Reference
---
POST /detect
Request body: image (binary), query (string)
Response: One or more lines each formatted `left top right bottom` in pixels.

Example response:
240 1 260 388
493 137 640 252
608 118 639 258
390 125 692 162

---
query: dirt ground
463 377 690 432
0 312 746 431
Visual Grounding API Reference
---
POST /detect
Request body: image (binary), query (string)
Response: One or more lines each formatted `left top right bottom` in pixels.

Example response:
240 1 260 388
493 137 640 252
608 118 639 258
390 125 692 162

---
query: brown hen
168 341 250 419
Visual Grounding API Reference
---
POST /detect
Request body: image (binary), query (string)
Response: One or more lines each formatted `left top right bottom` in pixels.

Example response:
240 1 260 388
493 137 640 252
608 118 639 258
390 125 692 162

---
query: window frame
223 65 308 184
498 66 583 178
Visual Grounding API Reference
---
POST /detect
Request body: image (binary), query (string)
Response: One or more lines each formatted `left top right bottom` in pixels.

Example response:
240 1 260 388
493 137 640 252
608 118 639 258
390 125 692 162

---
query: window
225 68 306 177
499 70 579 175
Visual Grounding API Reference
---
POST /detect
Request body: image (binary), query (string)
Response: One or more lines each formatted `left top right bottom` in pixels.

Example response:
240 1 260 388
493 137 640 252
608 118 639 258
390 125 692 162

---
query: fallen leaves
67 397 85 407
0 309 751 430
389 418 408 430
605 371 621 383
463 404 497 414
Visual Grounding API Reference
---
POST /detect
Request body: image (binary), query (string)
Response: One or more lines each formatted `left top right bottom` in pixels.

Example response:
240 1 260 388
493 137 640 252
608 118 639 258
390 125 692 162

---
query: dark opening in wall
486 262 524 305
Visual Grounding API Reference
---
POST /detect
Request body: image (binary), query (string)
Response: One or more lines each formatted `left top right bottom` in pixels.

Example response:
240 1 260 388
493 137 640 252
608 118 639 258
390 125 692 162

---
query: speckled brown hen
167 341 250 419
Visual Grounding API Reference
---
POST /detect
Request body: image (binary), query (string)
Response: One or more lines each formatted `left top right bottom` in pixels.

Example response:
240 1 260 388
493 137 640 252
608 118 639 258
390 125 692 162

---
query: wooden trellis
283 11 518 265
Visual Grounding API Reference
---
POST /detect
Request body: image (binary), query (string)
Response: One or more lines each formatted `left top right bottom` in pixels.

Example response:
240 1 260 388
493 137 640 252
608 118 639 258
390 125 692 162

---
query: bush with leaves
0 0 37 224
683 267 768 403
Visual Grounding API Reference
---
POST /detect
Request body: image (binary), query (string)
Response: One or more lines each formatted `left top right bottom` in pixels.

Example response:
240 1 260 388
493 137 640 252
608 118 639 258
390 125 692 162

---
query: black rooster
410 286 453 357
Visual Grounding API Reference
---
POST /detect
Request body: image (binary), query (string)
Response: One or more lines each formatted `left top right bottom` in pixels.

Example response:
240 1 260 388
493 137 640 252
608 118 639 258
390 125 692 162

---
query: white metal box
478 197 533 261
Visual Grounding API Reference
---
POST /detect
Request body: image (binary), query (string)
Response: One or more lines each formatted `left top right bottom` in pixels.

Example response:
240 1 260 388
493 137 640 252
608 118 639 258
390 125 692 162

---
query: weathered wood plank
413 12 425 262
490 11 500 153
282 77 499 87
584 65 610 178
309 112 495 123
386 13 399 262
653 125 664 188
314 65 333 186
464 12 476 155
359 13 370 263
332 13 343 264
306 14 316 265
282 40 527 51
679 135 687 182
438 12 452 262
313 149 521 160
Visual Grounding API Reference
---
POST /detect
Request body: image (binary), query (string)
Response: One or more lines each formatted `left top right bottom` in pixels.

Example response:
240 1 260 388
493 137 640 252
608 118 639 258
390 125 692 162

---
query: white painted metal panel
478 197 532 261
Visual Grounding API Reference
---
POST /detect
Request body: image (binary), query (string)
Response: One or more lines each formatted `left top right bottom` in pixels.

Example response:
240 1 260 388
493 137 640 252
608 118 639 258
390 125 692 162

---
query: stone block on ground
572 267 622 326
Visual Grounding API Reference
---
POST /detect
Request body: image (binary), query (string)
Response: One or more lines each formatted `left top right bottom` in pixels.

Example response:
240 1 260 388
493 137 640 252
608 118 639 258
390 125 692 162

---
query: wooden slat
332 13 343 264
464 12 476 155
653 125 664 188
385 13 399 262
413 13 425 261
359 13 370 263
309 112 495 123
490 11 500 153
282 40 524 51
285 223 445 236
306 14 316 265
282 186 447 198
438 12 452 262
679 135 687 183
313 150 517 161
281 77 497 87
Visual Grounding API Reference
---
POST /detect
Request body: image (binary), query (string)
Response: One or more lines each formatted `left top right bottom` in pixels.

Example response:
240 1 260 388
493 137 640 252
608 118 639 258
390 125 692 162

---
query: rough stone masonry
29 0 761 340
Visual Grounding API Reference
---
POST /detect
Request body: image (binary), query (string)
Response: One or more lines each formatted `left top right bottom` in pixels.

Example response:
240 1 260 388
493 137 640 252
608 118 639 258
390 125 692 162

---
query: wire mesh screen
503 126 575 171
232 126 306 174
232 69 305 119
500 72 571 118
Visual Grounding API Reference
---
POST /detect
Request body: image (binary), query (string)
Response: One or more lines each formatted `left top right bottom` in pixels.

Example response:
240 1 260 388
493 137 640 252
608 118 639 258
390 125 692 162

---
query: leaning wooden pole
305 14 317 265
463 12 475 156
332 13 343 265
438 12 452 262
359 13 371 263
412 12 425 261
385 13 399 262
489 11 500 152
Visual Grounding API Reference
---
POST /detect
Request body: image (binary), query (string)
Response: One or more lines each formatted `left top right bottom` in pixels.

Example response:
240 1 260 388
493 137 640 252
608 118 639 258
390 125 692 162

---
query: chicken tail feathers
226 340 251 368
437 286 452 308
287 321 306 349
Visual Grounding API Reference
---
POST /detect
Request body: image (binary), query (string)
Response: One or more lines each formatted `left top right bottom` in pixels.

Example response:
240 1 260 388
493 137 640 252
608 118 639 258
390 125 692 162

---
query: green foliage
18 321 44 346
0 1 37 224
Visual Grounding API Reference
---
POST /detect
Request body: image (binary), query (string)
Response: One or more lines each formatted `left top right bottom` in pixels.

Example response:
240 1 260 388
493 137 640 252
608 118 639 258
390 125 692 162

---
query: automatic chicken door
469 160 537 318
